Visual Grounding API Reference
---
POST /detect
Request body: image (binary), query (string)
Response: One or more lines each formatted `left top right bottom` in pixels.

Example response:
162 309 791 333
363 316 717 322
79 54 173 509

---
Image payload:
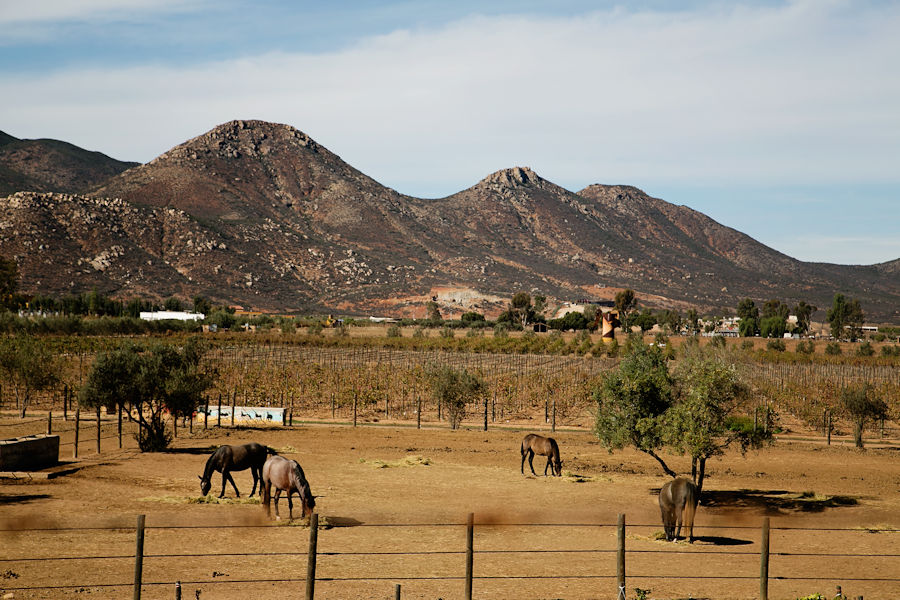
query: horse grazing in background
659 477 699 542
199 442 276 498
520 433 562 477
262 454 316 521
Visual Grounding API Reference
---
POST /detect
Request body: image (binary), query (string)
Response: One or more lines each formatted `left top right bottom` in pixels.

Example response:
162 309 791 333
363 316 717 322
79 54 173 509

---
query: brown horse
658 477 699 542
520 433 562 477
262 455 316 521
199 442 276 498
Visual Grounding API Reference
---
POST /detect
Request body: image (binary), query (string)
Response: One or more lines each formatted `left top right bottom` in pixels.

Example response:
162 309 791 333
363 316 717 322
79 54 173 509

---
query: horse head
553 458 563 477
300 487 316 518
199 475 211 496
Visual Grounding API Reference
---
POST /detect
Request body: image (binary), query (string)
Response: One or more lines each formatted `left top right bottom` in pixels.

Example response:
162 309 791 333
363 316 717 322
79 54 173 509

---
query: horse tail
682 480 699 542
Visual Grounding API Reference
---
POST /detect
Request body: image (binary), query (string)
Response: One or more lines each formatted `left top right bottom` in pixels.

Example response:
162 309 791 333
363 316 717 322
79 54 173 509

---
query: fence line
3 515 898 598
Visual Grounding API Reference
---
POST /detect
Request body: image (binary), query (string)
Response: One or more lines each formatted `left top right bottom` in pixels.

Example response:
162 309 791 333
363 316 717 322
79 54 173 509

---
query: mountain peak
479 166 542 188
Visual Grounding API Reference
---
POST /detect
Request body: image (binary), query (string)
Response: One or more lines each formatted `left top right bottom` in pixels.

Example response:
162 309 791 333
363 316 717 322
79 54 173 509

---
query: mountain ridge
1 120 898 321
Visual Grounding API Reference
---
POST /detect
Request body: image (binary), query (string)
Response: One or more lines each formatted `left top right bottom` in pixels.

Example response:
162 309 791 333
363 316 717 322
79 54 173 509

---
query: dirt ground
2 414 899 600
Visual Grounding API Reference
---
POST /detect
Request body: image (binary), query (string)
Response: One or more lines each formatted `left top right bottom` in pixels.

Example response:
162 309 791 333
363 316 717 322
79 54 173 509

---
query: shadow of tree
163 446 218 455
0 493 51 505
700 489 859 514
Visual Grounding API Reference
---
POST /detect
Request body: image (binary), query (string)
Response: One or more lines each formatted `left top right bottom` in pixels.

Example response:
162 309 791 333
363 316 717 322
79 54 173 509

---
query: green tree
760 316 787 339
426 365 485 429
633 309 657 333
0 255 19 309
164 297 183 311
666 346 771 494
79 338 213 451
425 300 442 322
594 340 676 476
827 294 864 341
0 336 59 417
792 301 817 335
685 309 700 336
840 384 888 448
736 298 759 337
615 289 638 328
192 295 213 316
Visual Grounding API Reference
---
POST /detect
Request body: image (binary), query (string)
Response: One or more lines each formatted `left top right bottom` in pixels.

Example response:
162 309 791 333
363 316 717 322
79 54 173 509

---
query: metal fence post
118 405 123 449
760 517 770 600
74 407 80 458
306 512 319 600
465 512 474 600
47 410 52 435
133 514 146 600
617 513 626 600
96 406 101 454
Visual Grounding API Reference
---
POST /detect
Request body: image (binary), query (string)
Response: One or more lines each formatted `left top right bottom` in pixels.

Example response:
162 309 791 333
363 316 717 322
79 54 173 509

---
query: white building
139 311 205 321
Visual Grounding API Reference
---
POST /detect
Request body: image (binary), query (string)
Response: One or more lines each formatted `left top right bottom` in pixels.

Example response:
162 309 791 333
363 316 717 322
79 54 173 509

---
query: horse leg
674 507 683 541
273 489 282 520
263 480 271 518
527 450 537 476
223 469 240 498
286 490 294 521
520 448 526 475
249 466 259 497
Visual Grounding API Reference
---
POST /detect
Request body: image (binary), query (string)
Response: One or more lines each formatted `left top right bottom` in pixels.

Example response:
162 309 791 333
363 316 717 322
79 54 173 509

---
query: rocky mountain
0 131 138 196
2 119 898 321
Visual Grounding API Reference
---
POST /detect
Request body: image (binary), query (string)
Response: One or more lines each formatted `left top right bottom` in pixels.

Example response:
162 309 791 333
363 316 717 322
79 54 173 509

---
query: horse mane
201 448 220 480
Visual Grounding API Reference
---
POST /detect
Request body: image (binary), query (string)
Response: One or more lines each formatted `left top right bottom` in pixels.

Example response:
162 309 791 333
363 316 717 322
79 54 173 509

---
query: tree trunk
696 457 707 497
644 449 677 478
854 421 864 448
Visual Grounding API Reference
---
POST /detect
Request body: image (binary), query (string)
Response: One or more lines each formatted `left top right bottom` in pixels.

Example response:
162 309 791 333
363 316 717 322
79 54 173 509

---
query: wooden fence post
417 396 421 429
353 390 358 427
47 411 52 435
63 384 68 421
483 395 488 432
74 407 80 458
465 512 474 600
552 398 557 433
617 514 626 600
217 393 222 427
306 512 319 600
231 390 236 427
760 517 770 600
204 399 209 430
394 583 401 600
118 405 123 449
133 514 146 600
174 581 181 600
96 406 101 454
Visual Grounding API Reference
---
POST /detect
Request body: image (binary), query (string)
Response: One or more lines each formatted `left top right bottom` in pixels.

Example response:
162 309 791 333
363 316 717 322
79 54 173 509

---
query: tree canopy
827 294 864 341
0 255 19 309
594 340 771 493
79 337 213 451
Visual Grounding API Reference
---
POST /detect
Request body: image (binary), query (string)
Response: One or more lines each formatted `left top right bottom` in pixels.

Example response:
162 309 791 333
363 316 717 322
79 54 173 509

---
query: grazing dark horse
262 455 316 521
659 477 699 542
199 442 276 498
520 433 562 477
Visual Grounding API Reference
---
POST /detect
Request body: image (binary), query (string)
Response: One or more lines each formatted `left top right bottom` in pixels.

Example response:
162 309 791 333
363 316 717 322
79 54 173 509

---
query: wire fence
1 514 897 599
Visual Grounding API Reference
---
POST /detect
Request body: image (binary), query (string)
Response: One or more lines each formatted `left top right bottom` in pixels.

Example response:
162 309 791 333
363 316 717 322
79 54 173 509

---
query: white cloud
2 1 899 262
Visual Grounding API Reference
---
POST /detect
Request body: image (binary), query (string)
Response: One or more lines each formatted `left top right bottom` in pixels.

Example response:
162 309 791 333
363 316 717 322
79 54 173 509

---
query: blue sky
2 0 898 265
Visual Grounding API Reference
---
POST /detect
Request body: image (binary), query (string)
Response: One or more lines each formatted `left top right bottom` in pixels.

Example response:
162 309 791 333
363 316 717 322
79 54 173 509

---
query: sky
2 0 898 265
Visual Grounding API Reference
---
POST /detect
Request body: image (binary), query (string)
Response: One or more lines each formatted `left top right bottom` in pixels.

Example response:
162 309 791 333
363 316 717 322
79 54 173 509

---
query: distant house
139 311 205 321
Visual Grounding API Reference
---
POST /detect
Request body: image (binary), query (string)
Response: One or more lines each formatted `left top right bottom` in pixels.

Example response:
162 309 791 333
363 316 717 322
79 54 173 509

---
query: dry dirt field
2 415 899 600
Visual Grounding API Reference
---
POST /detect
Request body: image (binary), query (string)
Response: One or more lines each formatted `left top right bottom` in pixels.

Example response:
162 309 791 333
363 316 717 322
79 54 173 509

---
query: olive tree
840 384 888 449
594 339 677 477
665 346 771 495
426 365 485 429
79 337 213 451
0 336 59 417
